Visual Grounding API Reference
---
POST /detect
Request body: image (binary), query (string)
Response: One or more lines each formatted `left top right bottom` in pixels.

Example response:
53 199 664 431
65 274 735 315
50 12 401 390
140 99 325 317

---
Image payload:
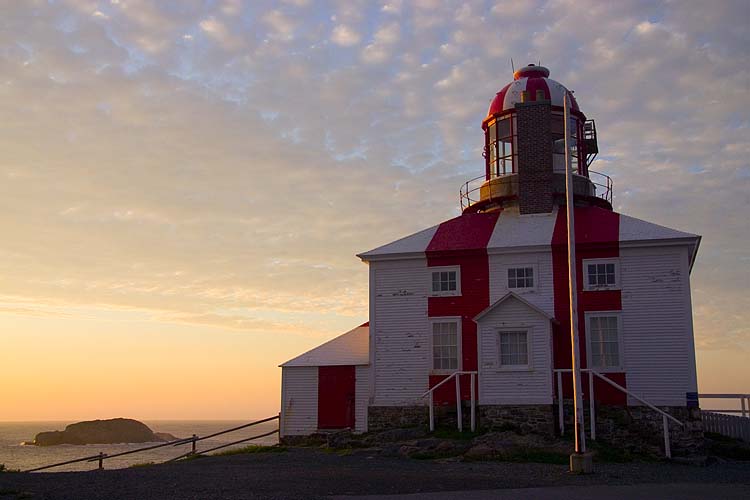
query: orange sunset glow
2 0 749 425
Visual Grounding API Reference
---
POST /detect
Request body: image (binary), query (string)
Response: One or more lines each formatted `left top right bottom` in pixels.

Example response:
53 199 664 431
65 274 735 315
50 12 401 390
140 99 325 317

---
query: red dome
484 65 581 125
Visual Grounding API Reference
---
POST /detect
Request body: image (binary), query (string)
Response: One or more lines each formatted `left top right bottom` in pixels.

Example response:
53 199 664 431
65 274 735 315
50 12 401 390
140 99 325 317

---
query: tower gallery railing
24 415 280 472
459 171 613 211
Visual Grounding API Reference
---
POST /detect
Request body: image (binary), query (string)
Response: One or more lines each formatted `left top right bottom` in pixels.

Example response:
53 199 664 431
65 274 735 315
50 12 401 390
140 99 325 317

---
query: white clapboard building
279 65 703 451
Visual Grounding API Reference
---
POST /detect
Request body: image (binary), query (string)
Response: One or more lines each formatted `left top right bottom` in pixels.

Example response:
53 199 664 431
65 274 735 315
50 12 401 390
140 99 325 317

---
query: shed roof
280 323 369 367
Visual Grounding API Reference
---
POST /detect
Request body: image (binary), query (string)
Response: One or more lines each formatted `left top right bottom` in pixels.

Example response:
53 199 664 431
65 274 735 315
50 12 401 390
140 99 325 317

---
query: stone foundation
368 405 429 432
559 402 704 457
478 405 555 436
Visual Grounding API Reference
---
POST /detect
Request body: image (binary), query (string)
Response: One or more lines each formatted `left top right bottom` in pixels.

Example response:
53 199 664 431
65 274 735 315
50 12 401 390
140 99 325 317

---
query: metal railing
588 170 613 204
459 171 613 212
420 371 478 433
554 369 683 458
24 415 280 472
699 393 750 417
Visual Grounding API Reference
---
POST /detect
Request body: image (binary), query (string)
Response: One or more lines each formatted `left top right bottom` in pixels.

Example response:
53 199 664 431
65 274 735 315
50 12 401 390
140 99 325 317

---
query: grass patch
212 445 286 457
0 489 32 500
431 429 482 441
128 461 155 468
705 433 750 461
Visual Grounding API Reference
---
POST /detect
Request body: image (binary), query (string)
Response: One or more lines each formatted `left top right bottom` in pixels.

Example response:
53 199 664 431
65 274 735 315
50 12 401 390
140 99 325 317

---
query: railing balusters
455 375 463 432
557 371 564 435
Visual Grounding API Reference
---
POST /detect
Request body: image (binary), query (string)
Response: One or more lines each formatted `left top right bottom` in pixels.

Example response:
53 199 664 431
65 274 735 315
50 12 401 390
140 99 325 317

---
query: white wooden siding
355 366 369 433
280 366 318 436
488 250 555 316
371 259 430 406
620 246 697 406
477 297 553 405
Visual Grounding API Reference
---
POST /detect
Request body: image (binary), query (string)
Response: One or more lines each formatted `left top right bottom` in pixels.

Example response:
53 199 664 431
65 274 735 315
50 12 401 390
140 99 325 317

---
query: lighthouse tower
279 64 704 457
462 64 610 215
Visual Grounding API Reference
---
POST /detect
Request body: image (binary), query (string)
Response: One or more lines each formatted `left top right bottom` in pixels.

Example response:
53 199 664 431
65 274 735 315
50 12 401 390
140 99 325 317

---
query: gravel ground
0 448 748 500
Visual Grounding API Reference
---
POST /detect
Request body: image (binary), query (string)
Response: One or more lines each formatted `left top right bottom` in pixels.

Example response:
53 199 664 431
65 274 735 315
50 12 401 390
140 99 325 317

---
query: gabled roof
280 323 369 367
619 212 698 242
357 225 439 260
474 292 556 323
358 206 701 264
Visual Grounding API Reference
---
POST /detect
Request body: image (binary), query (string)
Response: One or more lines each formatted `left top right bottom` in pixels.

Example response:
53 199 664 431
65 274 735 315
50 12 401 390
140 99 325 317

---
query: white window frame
583 258 620 291
496 328 533 371
506 264 538 292
429 317 462 374
429 266 461 297
585 311 624 372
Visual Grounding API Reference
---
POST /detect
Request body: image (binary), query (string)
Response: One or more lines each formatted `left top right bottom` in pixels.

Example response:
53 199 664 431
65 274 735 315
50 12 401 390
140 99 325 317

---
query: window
583 259 620 290
587 313 622 370
498 330 529 367
430 266 461 296
485 115 517 177
431 320 460 372
508 267 534 289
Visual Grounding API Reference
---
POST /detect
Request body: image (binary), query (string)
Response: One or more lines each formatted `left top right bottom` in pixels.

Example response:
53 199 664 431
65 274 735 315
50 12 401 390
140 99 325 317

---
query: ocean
0 420 279 472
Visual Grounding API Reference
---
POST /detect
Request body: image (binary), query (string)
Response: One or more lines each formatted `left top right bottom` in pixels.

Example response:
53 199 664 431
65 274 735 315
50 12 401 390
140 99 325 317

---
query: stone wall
478 405 555 437
559 401 704 456
368 406 429 432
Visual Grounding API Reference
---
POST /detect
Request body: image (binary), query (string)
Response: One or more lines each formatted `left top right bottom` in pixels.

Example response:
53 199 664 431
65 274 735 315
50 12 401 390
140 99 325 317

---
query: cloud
262 9 296 41
0 0 748 392
331 25 361 46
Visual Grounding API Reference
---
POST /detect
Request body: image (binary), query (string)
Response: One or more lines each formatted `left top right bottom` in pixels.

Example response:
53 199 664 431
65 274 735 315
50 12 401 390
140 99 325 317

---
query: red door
318 365 356 429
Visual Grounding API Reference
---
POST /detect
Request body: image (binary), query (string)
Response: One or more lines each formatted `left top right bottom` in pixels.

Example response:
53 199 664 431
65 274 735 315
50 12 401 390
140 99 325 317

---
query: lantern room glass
485 115 517 178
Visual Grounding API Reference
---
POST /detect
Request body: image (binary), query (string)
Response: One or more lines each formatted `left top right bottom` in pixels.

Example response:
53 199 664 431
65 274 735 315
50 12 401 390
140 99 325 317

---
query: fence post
429 392 434 432
470 373 476 433
663 415 671 459
191 434 197 455
741 397 747 418
455 375 463 432
588 372 596 441
98 452 105 470
556 371 564 435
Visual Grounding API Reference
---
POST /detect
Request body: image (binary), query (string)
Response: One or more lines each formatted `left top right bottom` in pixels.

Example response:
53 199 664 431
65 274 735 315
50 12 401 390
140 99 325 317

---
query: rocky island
29 418 179 446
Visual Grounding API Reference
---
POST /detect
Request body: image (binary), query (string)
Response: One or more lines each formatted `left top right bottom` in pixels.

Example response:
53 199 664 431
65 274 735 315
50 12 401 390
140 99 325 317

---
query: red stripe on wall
551 207 625 404
427 212 501 404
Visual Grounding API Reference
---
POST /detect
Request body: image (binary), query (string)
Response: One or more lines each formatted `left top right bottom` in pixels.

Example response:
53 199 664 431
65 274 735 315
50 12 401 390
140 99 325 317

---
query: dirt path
1 448 748 500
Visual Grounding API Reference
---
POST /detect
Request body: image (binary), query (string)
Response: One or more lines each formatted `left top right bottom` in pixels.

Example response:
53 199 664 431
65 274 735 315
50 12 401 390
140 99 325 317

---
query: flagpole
564 92 587 461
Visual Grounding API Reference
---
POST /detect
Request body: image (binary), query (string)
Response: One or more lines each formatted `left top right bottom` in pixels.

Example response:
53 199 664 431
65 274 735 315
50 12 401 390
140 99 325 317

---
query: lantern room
460 64 611 215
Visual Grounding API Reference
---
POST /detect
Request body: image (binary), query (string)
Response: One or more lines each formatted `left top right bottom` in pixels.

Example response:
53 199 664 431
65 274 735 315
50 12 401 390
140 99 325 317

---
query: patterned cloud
1 0 748 417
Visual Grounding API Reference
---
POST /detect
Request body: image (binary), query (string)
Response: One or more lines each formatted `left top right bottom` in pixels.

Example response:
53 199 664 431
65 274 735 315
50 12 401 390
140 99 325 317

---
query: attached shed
279 323 369 437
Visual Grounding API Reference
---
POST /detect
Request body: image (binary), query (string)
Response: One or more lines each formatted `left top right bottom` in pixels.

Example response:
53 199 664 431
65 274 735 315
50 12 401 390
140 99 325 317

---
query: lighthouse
279 65 704 457
462 63 609 216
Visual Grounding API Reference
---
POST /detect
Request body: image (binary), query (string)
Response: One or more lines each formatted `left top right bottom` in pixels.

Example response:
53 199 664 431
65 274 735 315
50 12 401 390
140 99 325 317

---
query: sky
1 0 748 421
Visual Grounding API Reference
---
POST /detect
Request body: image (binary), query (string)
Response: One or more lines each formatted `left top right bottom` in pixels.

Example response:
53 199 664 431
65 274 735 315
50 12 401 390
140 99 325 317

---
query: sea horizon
0 419 280 472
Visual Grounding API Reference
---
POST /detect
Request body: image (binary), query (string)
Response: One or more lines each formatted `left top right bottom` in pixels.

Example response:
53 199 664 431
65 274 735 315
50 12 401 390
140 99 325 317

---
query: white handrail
421 371 478 433
419 371 477 398
699 393 750 418
553 368 683 458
